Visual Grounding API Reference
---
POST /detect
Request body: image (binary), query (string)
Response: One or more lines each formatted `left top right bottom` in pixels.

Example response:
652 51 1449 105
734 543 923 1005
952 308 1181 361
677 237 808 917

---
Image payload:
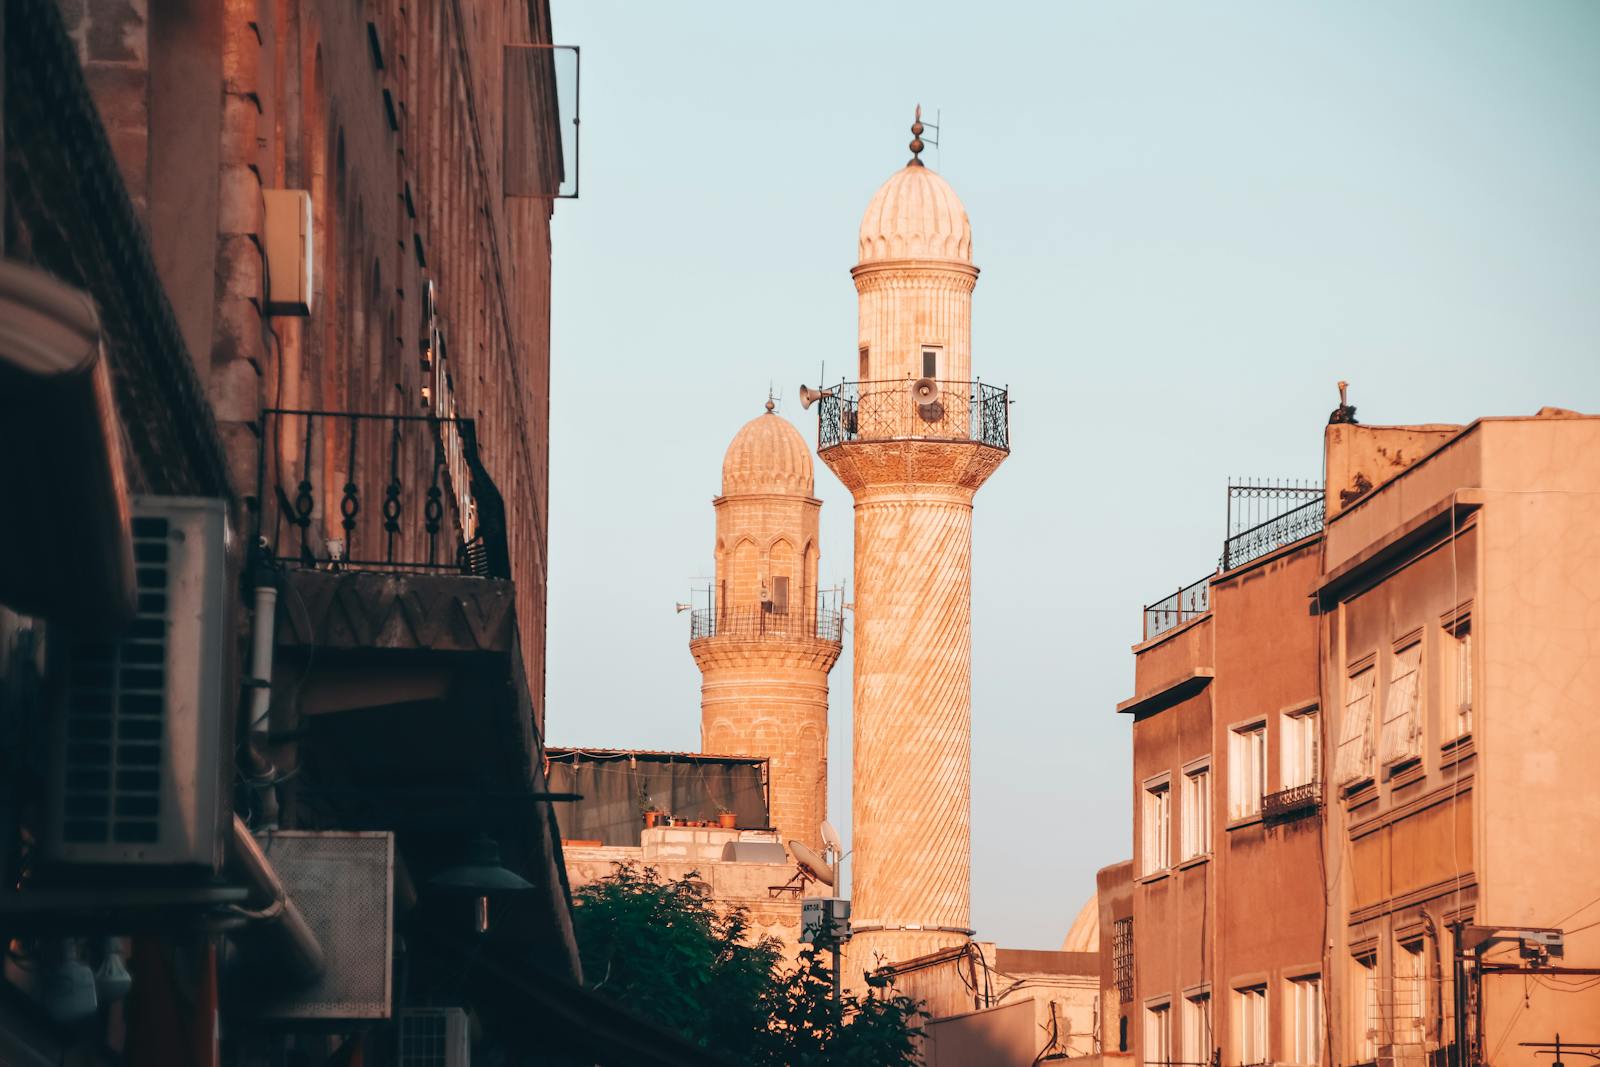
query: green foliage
572 864 924 1065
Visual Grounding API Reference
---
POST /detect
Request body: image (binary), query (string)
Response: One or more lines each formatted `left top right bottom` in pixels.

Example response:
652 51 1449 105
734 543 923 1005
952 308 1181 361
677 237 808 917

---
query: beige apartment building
1106 403 1600 1067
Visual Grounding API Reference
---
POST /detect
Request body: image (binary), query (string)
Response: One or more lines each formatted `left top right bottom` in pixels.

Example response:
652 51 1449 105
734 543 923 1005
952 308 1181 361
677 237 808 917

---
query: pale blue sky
544 1 1600 949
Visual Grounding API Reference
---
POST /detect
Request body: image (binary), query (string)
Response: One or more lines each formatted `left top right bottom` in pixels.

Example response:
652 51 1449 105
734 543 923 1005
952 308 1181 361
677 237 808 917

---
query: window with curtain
1287 974 1322 1064
1281 708 1319 789
1335 667 1377 787
1145 1001 1172 1067
1380 642 1425 768
1234 985 1268 1066
1181 764 1211 859
1143 778 1171 874
1449 619 1473 738
1228 724 1265 819
1182 992 1211 1067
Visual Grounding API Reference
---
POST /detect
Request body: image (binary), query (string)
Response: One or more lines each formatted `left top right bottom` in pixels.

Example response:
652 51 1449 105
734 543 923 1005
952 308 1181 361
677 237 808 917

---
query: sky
543 1 1600 949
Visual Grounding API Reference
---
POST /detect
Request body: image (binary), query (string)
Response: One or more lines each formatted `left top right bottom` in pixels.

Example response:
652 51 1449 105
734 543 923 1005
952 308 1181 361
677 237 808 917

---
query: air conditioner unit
401 1006 470 1067
44 496 229 868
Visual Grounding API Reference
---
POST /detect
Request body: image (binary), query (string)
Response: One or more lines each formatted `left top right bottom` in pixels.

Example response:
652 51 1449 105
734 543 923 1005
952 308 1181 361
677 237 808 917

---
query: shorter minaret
691 401 843 853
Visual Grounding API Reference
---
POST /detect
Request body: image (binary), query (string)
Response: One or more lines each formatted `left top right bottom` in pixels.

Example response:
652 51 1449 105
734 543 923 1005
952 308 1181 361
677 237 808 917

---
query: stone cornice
820 439 1007 495
690 636 842 672
850 261 979 292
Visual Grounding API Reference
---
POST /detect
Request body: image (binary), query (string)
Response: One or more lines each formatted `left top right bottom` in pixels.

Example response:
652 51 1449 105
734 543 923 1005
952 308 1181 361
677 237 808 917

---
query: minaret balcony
816 379 1009 452
689 607 843 645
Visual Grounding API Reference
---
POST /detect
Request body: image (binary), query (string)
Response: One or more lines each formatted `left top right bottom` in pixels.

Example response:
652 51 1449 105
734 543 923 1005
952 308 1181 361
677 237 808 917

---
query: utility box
45 497 230 868
801 897 851 945
263 189 314 316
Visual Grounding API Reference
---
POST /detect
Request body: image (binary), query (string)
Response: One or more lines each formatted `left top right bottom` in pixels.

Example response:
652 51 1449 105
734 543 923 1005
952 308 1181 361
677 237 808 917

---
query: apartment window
1145 1001 1172 1067
1335 667 1377 788
1354 953 1378 1062
1281 707 1320 789
1181 763 1211 859
1228 723 1265 820
1181 991 1211 1067
922 348 938 378
1143 777 1172 874
1287 974 1322 1064
1448 618 1472 737
1379 642 1424 769
1395 939 1427 1047
1233 985 1268 1067
1114 919 1135 1004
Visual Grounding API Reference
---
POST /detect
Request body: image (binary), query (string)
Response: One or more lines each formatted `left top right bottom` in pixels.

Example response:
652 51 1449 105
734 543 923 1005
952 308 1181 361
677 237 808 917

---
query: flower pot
717 812 737 830
643 811 667 828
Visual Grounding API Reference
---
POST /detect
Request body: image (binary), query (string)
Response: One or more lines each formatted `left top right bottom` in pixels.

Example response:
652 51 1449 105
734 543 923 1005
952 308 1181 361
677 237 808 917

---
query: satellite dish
908 377 940 406
820 820 843 854
789 840 836 887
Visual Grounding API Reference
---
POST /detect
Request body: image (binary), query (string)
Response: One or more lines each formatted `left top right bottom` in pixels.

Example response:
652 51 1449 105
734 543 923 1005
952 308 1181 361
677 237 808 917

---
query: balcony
1143 574 1212 640
816 379 1009 452
257 408 508 578
1262 780 1322 823
690 606 843 644
1221 481 1325 571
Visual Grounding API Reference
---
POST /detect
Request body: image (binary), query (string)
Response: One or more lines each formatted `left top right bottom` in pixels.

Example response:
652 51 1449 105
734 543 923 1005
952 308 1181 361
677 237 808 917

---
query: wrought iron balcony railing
690 607 843 644
257 409 510 578
1221 481 1325 571
1143 573 1212 640
1262 780 1322 822
816 379 1009 452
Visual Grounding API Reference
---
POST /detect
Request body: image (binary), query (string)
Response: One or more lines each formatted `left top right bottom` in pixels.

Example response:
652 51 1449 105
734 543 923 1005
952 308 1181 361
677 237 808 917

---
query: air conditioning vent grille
61 515 170 846
400 1006 468 1066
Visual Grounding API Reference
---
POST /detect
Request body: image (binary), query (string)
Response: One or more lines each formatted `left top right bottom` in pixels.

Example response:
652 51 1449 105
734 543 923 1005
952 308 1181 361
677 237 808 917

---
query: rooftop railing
256 409 510 578
690 607 843 644
1221 480 1325 571
1143 574 1212 641
816 379 1009 452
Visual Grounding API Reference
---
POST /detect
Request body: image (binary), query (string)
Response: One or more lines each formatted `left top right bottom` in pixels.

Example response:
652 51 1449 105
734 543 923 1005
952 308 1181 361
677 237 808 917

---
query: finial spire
765 386 776 414
908 104 925 167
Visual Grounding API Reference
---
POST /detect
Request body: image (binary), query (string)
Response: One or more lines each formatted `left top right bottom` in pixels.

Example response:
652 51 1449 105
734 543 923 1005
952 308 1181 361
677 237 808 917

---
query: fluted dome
721 405 814 497
858 164 972 264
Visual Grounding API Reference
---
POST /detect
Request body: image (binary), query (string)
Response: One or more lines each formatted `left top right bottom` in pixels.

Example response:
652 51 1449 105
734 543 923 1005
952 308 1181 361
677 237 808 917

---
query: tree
572 864 924 1065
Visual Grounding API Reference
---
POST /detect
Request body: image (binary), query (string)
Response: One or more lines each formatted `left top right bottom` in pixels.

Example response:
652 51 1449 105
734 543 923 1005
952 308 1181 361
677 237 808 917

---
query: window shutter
1380 644 1424 766
1335 669 1376 786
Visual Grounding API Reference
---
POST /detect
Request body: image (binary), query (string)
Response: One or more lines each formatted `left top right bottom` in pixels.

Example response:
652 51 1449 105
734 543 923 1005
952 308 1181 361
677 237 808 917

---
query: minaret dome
721 403 815 497
857 164 972 264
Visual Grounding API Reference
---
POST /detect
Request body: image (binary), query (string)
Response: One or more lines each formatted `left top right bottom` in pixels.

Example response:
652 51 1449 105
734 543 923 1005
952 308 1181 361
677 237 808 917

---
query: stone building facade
1 2 720 1063
61 0 557 709
1104 404 1600 1067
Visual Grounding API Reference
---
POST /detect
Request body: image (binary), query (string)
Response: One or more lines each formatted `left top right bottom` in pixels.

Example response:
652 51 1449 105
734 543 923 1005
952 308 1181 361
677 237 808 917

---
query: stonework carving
692 408 842 854
824 158 1008 970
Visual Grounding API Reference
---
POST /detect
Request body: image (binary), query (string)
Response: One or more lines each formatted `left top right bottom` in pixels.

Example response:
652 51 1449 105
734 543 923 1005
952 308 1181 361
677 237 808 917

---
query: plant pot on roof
643 809 668 828
717 809 737 830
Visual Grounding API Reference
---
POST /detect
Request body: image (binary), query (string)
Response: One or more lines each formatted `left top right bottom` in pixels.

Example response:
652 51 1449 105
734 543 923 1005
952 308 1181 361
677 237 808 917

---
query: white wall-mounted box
263 189 314 316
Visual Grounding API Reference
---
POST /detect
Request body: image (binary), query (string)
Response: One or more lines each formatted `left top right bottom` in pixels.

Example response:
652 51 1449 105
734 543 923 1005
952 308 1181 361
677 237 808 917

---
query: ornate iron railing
1143 574 1212 640
1262 780 1321 822
690 607 843 644
1221 480 1325 571
816 379 1009 451
257 409 510 578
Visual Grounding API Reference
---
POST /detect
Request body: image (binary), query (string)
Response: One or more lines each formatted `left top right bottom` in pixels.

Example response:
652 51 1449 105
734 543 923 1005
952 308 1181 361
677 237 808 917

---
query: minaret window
769 576 789 615
859 345 870 380
922 348 938 378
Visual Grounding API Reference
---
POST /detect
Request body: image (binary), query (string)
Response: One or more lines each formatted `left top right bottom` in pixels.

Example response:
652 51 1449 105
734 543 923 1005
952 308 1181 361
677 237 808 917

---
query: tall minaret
691 401 843 854
817 110 1009 968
